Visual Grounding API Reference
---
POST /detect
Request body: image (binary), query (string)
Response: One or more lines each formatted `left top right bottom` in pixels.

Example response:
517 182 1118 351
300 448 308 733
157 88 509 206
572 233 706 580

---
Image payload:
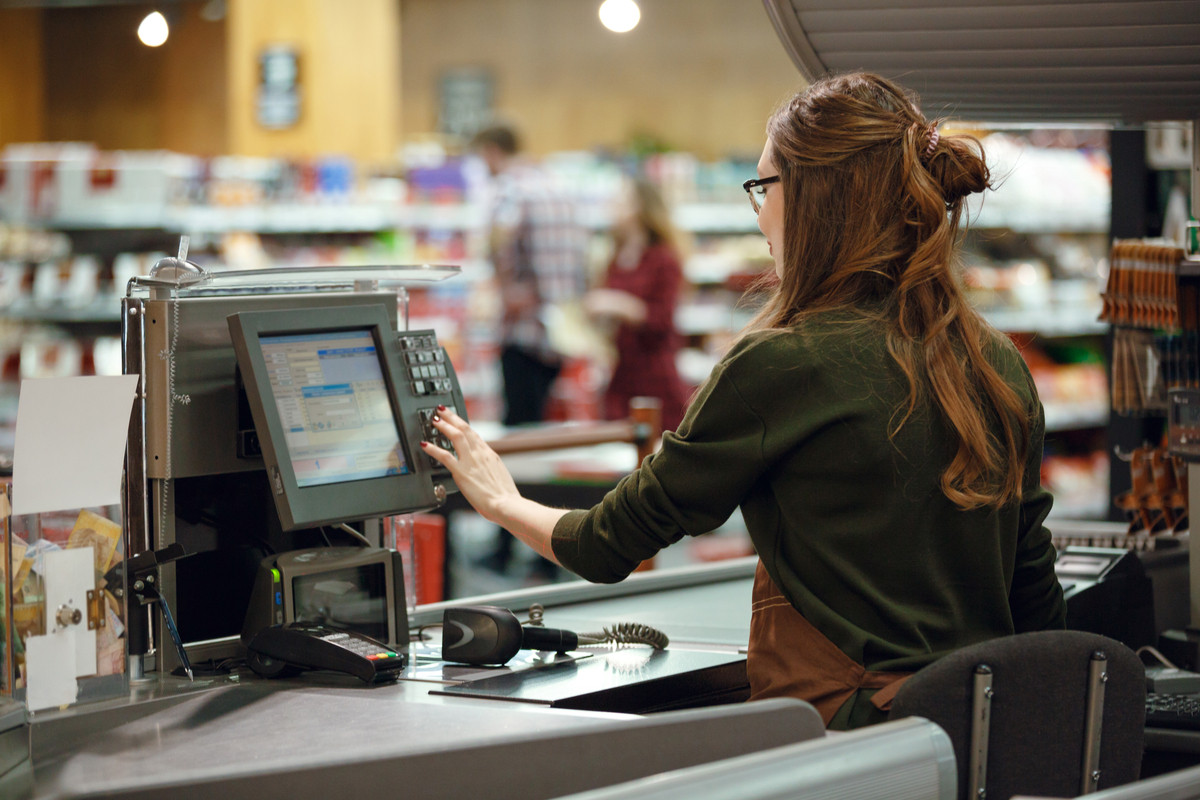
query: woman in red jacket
584 177 689 431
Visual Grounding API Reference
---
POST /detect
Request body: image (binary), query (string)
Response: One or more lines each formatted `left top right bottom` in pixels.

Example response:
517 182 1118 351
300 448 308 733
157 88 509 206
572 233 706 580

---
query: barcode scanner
440 605 670 666
441 605 578 666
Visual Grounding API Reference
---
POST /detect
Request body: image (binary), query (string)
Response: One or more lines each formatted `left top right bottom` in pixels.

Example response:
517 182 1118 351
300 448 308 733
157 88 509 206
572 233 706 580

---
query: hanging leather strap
747 561 912 725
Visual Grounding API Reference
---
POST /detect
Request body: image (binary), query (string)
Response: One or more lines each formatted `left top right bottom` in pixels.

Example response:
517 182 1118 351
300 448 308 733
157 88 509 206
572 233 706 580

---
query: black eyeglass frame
742 175 781 213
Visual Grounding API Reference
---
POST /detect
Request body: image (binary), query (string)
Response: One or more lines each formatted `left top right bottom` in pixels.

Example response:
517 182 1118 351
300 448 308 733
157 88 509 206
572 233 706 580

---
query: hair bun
926 134 991 204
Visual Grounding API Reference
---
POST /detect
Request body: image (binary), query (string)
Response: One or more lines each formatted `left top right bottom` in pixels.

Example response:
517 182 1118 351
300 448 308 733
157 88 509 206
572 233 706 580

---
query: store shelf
20 199 1117 242
49 202 490 235
969 202 1109 236
982 306 1107 338
2 296 122 324
675 304 751 337
672 203 759 233
1043 401 1109 433
1048 498 1111 521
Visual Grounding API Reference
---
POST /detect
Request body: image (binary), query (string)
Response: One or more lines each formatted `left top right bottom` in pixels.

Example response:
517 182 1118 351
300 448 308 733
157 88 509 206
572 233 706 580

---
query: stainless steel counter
28 558 802 800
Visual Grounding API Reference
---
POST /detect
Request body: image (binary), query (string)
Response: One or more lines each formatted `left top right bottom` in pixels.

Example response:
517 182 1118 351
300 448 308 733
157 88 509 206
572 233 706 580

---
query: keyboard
1146 692 1200 730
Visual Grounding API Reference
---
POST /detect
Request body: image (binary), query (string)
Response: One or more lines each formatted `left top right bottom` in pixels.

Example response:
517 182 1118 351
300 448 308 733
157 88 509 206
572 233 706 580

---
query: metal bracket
105 542 193 680
1081 651 1108 794
969 664 994 800
85 588 106 631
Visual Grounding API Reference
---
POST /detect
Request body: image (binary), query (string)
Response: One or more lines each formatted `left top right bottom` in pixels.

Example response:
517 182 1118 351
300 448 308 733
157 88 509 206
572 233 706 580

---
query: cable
524 604 668 649
577 623 669 650
1138 645 1180 670
414 623 443 641
334 523 372 547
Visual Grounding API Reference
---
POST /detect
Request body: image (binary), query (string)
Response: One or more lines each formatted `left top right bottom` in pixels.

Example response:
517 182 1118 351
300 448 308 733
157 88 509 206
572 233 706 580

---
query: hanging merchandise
1101 240 1188 414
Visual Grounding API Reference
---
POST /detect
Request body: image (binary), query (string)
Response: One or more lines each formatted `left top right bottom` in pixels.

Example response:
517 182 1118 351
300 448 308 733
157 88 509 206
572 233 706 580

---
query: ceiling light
599 0 640 33
138 11 169 47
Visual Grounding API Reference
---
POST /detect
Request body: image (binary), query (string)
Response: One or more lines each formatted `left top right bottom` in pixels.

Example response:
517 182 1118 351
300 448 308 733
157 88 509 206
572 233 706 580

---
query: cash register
225 303 468 681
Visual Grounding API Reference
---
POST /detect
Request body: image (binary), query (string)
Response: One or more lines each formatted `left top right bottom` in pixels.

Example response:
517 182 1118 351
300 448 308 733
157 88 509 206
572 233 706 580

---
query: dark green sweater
552 319 1066 676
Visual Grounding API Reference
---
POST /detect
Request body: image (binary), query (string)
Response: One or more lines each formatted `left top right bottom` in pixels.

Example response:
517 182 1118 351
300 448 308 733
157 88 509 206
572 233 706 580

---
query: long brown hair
749 72 1030 510
614 176 681 255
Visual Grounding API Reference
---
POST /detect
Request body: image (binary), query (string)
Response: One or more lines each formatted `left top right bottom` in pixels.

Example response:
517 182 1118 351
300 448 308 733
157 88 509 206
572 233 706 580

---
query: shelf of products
0 134 1115 516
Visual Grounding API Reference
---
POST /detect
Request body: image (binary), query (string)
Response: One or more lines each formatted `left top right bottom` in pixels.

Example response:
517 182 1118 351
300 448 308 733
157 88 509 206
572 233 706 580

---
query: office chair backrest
889 630 1145 800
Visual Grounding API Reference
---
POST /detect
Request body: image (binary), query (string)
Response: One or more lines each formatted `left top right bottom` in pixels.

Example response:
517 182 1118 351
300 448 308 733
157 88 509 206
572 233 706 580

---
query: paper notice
25 632 79 712
12 375 139 517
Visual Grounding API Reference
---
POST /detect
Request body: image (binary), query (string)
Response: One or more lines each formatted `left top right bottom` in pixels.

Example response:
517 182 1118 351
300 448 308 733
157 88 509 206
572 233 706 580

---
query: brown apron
747 560 912 726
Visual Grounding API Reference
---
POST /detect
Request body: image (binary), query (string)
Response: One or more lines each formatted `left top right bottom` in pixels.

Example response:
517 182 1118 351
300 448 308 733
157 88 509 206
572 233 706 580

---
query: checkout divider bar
408 556 758 629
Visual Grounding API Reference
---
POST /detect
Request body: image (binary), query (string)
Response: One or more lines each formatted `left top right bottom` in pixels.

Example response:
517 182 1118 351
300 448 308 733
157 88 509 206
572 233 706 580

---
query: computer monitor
228 303 464 531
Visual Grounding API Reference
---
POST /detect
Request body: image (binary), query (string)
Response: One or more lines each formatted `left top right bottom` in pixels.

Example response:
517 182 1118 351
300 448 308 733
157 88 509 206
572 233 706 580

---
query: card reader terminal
247 623 407 684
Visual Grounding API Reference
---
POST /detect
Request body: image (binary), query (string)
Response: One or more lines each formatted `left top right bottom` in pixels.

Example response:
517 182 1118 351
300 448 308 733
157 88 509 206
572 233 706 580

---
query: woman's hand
422 406 569 565
421 406 520 524
583 288 647 325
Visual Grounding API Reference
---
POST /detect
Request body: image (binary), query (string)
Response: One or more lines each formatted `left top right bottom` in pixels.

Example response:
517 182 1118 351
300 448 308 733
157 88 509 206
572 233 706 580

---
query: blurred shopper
584 177 689 432
471 124 589 426
472 124 588 577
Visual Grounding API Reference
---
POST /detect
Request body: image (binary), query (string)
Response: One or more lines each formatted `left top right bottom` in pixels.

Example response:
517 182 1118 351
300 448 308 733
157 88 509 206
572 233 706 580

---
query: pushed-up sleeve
552 333 799 583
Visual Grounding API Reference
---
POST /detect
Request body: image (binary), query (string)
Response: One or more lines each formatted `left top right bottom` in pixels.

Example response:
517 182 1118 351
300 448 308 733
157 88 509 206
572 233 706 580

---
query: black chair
888 630 1146 800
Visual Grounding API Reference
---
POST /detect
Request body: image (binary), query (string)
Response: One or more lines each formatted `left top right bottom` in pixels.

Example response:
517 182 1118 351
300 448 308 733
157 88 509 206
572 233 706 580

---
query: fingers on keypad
419 405 459 468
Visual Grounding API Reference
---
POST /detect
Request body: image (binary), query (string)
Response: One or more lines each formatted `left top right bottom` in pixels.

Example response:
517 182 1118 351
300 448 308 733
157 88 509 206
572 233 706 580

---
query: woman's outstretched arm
422 406 569 565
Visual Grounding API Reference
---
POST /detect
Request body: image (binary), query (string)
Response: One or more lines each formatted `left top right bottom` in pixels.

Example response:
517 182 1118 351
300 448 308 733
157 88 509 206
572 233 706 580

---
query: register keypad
420 405 459 468
397 331 462 473
399 333 454 396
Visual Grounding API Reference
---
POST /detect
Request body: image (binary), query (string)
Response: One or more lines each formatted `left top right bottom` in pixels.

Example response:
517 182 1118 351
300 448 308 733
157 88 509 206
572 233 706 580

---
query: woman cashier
423 72 1067 730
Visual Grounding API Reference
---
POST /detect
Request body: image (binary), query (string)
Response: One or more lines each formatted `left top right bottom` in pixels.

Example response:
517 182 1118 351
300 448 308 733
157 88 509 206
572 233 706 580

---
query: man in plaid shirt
473 125 589 426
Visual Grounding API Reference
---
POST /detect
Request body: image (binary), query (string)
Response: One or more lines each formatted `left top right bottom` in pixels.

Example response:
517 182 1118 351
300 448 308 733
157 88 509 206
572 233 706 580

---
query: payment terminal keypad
319 630 405 666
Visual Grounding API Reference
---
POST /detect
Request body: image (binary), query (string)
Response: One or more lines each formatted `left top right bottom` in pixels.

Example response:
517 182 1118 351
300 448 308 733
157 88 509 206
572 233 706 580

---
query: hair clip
922 123 940 163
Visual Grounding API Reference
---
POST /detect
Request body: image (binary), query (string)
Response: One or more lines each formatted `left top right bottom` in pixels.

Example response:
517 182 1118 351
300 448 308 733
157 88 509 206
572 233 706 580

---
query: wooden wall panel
399 0 804 159
6 1 799 161
160 4 230 156
0 8 46 147
226 0 401 163
36 4 226 154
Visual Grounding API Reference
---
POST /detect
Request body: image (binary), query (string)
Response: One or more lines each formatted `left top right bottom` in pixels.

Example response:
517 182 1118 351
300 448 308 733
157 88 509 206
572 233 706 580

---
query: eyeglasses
742 175 780 214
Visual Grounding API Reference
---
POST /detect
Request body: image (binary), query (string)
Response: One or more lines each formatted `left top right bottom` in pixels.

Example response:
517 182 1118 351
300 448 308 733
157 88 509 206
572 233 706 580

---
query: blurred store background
0 0 1193 596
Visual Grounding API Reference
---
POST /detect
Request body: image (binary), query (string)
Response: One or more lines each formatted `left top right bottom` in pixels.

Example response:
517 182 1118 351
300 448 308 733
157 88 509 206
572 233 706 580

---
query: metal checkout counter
23 560 797 800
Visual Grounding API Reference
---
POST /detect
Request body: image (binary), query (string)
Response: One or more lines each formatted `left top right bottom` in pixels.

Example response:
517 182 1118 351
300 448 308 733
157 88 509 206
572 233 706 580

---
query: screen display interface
291 564 389 642
260 330 408 487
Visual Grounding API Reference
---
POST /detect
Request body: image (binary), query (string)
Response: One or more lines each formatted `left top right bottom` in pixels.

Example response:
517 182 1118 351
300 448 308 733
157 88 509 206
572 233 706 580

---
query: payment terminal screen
291 564 389 642
260 330 409 487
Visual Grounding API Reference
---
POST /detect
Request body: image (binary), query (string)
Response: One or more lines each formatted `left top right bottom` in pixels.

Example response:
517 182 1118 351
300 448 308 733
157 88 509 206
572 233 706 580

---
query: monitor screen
259 330 409 487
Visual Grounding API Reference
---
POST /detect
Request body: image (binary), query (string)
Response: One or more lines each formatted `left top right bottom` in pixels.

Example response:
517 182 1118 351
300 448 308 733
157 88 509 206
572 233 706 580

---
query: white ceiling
760 0 1200 123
